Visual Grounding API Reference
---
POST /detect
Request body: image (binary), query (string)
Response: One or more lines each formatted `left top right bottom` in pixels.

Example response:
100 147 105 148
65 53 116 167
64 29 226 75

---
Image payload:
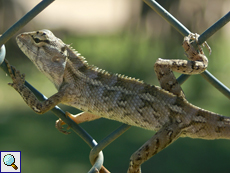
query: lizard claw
186 33 211 55
6 59 26 89
55 118 71 135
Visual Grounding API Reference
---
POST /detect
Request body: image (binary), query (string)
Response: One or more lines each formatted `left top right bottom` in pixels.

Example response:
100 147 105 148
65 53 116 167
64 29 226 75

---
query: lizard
5 29 230 173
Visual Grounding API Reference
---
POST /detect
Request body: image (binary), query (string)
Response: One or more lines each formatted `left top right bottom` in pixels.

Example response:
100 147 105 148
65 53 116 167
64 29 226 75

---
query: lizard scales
15 30 182 131
7 29 230 173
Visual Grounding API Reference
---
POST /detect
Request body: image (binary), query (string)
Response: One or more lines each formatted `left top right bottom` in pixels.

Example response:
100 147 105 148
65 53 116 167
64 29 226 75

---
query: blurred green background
0 0 230 172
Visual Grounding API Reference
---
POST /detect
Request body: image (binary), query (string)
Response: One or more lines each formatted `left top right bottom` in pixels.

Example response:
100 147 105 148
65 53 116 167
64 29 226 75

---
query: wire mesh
0 0 229 172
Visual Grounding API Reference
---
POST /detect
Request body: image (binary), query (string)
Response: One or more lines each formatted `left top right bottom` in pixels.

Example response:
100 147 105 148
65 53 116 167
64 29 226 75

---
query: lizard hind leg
55 111 101 134
154 59 185 98
154 33 209 97
127 124 182 173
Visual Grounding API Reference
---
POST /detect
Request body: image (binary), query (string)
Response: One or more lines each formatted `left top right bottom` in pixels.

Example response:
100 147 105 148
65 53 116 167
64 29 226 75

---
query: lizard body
7 30 230 173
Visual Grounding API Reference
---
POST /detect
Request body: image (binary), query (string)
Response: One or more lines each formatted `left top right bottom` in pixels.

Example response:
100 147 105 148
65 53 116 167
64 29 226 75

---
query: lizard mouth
16 34 28 51
16 34 38 60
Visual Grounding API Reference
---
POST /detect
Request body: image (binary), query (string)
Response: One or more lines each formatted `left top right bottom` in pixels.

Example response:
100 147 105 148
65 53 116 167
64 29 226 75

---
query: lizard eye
61 46 66 52
34 38 41 43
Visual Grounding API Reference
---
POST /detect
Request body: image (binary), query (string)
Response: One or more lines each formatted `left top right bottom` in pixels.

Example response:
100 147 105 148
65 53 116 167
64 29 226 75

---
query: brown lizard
6 29 230 173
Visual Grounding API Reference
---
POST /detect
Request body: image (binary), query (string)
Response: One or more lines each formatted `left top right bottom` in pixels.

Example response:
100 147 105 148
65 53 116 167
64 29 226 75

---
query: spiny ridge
66 44 148 91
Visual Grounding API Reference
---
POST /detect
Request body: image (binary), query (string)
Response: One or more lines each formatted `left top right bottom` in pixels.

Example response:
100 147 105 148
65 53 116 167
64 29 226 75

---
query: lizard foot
55 118 71 135
184 33 211 55
6 60 25 90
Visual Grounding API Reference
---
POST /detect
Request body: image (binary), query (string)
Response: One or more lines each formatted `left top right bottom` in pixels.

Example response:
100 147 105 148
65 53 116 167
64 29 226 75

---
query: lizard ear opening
52 56 60 62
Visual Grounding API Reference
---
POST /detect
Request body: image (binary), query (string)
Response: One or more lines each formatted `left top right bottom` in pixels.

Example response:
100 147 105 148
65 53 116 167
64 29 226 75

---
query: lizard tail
184 109 230 140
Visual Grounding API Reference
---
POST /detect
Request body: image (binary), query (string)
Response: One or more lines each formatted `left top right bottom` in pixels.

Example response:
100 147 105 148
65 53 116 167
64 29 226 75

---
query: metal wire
198 12 230 45
0 0 55 47
0 45 6 64
142 0 230 100
0 0 229 172
89 124 131 166
0 0 104 172
142 0 191 36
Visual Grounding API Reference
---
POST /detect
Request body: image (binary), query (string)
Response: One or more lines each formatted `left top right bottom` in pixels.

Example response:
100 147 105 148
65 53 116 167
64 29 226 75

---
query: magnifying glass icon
3 154 18 170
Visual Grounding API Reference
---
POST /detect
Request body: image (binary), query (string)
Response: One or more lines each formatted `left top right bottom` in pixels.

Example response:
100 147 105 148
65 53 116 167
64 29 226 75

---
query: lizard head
16 29 68 89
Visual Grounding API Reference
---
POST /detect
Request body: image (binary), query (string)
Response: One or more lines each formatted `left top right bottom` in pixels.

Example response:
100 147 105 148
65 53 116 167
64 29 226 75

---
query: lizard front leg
128 123 182 173
6 60 64 114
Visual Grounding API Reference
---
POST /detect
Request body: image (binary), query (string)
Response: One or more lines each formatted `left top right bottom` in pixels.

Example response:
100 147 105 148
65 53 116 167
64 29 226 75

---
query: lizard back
61 47 189 131
16 29 190 131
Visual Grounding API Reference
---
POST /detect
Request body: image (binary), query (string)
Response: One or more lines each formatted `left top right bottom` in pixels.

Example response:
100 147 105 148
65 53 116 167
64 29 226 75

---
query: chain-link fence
0 0 230 172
